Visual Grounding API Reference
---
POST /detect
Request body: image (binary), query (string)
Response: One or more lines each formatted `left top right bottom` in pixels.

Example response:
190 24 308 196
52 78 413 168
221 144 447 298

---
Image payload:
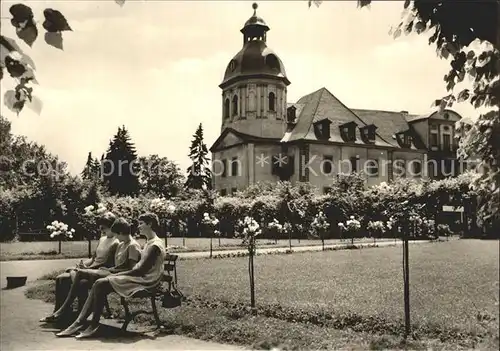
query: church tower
219 3 291 139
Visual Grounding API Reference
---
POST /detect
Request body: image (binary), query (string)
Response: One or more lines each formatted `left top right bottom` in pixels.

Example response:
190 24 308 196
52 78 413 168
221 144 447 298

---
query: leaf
44 32 63 50
16 20 38 47
43 9 72 32
115 0 126 6
0 36 36 69
414 21 426 34
5 55 26 78
457 89 470 102
404 0 411 9
9 4 34 22
3 90 24 115
26 95 43 115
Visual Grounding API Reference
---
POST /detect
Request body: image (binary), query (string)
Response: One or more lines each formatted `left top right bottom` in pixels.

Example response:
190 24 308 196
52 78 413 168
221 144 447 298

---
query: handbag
162 285 183 308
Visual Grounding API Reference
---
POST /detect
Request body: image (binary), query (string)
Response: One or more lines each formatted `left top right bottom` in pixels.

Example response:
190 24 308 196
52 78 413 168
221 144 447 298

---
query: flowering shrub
83 202 108 217
339 216 361 233
267 218 291 236
149 197 176 219
367 220 385 240
46 220 75 253
202 212 220 234
236 216 262 254
46 220 75 239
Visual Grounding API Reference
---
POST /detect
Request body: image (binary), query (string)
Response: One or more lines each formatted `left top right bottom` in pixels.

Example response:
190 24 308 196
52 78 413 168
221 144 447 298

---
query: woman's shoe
39 315 59 323
55 323 84 337
75 325 100 339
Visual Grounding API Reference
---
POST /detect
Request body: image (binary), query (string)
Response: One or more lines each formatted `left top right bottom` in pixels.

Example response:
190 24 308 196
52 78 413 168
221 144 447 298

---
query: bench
109 253 182 331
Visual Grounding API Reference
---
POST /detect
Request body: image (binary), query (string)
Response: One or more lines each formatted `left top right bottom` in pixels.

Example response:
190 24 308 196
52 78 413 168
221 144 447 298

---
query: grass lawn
26 239 499 350
0 237 395 261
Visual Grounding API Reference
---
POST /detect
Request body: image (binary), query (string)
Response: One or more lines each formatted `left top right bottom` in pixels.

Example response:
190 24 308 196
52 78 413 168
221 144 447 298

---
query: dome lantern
240 3 270 44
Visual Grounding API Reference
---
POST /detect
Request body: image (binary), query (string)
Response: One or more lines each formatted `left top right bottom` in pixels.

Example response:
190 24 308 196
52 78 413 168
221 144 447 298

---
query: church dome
219 3 290 88
220 41 289 87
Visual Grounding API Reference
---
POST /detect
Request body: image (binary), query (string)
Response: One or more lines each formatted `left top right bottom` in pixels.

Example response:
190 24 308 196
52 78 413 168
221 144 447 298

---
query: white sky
0 0 478 175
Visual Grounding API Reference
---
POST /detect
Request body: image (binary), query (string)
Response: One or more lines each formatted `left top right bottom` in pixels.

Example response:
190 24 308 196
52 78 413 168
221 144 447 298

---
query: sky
0 0 479 176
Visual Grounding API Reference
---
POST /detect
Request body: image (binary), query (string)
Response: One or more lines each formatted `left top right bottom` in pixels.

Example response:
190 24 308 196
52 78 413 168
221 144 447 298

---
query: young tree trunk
58 239 62 254
88 235 92 258
248 242 256 313
402 225 411 339
210 235 213 258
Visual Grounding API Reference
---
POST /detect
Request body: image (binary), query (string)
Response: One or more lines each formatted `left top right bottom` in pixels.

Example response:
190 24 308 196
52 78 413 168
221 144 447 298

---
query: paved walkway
0 258 247 350
0 240 429 350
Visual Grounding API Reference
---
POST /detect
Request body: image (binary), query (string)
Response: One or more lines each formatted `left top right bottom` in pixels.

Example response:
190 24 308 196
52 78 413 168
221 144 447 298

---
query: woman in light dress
45 212 119 318
41 217 141 324
57 212 166 338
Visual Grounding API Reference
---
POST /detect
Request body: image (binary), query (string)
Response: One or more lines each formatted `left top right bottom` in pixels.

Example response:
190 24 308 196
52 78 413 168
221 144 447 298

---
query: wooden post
249 238 256 312
403 225 411 339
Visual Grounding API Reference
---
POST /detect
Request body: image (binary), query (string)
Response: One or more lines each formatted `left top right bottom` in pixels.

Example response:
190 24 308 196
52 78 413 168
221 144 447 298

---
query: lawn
0 237 394 261
176 240 499 332
26 239 499 349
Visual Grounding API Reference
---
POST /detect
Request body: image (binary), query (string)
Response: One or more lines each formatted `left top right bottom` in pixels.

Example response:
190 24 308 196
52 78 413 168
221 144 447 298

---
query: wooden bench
111 253 182 331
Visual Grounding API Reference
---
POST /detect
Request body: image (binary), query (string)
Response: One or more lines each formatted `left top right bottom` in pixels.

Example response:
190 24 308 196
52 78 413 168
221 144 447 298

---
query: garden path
0 264 244 350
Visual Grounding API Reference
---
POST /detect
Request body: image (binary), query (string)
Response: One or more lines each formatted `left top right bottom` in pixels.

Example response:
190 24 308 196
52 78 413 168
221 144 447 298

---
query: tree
101 125 140 196
310 0 500 227
81 152 100 181
138 154 184 197
185 123 212 190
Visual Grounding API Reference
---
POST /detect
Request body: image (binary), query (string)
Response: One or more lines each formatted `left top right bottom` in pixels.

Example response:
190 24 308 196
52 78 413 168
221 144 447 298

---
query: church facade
210 4 467 196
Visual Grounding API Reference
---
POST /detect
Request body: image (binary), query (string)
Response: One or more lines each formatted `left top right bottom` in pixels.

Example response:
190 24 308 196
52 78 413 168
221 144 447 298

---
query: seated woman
41 212 119 322
57 212 166 338
40 217 141 324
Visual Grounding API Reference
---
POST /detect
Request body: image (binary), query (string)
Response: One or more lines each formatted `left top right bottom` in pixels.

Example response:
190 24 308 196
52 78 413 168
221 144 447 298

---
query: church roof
220 40 289 88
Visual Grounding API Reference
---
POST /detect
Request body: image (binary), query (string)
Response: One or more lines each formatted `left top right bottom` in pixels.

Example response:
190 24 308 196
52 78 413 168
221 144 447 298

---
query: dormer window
313 118 331 140
287 106 297 124
360 124 377 144
340 122 357 142
396 131 413 148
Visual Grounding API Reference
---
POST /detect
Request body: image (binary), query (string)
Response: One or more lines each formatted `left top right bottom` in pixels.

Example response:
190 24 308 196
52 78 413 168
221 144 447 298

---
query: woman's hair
138 212 160 231
96 212 116 229
110 217 131 235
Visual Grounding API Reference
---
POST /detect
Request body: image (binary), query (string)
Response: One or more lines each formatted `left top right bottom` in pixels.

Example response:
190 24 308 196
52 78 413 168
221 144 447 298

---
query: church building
209 3 466 196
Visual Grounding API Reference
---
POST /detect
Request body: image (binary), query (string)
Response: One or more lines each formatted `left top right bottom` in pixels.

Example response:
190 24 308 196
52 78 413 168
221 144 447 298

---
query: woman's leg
51 270 90 318
55 283 98 337
40 272 71 322
74 278 114 338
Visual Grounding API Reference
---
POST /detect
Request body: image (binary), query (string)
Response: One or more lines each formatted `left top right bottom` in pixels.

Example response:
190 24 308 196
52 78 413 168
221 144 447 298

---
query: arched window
224 98 230 119
232 95 238 116
268 92 276 111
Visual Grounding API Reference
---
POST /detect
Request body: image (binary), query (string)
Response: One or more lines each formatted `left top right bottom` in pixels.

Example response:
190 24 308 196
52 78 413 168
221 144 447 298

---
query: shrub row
1 171 494 242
